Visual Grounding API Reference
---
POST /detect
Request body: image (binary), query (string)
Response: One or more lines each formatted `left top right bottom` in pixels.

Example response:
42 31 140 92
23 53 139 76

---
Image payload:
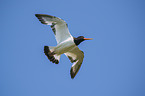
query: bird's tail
44 46 61 64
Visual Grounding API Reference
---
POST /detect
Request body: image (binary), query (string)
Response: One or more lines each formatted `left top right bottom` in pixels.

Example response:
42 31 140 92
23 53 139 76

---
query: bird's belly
54 39 75 55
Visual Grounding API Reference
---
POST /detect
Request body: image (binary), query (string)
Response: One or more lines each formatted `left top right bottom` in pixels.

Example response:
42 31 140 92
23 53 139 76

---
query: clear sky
0 0 145 96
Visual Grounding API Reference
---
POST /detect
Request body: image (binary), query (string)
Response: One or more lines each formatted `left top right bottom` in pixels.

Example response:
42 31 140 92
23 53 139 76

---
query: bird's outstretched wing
35 14 73 44
64 47 84 79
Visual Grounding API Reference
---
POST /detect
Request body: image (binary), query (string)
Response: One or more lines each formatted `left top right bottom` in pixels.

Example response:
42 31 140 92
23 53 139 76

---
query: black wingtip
35 14 42 18
35 14 48 24
71 76 75 79
70 68 75 79
35 14 38 17
35 14 54 18
44 46 59 64
35 14 42 17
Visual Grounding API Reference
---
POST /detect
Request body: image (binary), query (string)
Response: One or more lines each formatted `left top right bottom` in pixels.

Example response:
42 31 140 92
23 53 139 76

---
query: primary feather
35 14 72 44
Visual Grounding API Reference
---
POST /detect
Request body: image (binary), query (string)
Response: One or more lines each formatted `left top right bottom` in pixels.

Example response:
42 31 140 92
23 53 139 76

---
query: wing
35 14 73 44
64 46 84 79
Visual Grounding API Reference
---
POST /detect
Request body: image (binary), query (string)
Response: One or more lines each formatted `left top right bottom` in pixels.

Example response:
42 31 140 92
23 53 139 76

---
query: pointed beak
84 38 93 40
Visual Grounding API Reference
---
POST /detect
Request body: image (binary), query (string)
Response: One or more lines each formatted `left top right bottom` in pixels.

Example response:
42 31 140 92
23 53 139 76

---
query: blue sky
0 0 145 96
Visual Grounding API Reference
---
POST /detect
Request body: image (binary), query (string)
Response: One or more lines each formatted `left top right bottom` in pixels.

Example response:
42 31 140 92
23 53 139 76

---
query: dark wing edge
70 60 83 79
35 14 71 44
44 46 59 64
65 47 84 79
35 14 54 25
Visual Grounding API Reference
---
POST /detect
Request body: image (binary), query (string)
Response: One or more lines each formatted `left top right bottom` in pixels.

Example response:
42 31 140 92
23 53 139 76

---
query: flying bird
35 14 92 79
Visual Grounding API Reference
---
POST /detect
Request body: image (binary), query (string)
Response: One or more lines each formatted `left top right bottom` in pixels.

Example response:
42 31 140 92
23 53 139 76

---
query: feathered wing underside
64 47 84 79
44 46 61 64
35 14 72 44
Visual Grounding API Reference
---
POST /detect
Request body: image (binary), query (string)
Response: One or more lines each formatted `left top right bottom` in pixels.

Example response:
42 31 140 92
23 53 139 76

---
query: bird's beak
84 38 93 40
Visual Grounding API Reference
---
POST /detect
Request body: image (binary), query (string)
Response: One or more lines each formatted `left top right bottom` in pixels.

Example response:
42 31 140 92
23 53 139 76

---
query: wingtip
71 77 74 79
35 14 54 18
35 14 40 17
35 14 48 24
44 46 59 64
71 75 75 79
70 68 75 79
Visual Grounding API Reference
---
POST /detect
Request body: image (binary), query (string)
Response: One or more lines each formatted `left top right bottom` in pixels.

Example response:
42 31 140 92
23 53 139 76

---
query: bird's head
74 36 93 46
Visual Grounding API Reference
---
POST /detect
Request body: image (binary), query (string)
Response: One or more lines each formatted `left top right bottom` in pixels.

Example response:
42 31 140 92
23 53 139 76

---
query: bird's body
54 37 75 55
35 14 92 79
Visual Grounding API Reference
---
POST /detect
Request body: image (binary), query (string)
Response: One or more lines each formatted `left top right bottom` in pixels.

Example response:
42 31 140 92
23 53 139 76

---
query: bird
35 14 92 79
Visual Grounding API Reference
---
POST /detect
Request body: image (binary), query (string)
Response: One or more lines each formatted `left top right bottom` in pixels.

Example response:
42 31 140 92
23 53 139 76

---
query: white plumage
35 14 92 79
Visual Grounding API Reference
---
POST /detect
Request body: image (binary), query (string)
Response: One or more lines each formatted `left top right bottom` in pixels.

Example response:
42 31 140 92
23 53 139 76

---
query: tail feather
44 46 60 64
